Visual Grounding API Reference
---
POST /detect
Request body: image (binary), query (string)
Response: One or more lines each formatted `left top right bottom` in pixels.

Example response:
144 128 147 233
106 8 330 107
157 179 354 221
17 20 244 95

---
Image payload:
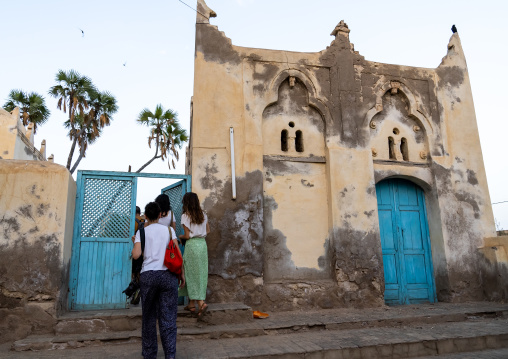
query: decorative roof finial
196 0 217 24
331 20 350 39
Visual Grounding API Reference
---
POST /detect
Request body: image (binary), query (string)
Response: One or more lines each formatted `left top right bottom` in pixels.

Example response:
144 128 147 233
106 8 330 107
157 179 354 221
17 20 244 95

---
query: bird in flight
451 25 457 33
79 28 84 37
123 62 127 67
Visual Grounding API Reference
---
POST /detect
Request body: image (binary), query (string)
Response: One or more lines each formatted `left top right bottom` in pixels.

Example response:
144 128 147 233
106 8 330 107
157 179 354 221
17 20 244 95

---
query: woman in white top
132 202 184 359
155 194 176 232
178 192 210 319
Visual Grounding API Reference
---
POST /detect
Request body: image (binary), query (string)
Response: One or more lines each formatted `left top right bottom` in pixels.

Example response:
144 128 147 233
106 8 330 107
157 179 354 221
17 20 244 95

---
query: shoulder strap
140 225 145 253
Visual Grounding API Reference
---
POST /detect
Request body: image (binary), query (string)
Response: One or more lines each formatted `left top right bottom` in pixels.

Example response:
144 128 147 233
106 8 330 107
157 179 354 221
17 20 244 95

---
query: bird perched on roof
451 25 457 33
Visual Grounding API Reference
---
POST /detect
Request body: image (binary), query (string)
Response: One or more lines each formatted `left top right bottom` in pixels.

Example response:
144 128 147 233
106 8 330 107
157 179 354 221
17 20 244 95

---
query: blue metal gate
376 178 436 305
162 180 186 239
69 171 191 310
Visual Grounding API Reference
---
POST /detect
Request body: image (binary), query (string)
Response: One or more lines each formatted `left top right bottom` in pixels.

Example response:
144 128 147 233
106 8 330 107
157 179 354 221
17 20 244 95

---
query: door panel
376 178 436 305
70 174 136 310
161 180 186 238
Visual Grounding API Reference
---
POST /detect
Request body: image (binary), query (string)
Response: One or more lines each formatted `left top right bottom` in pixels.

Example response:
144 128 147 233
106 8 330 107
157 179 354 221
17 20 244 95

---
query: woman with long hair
178 192 210 319
155 194 176 232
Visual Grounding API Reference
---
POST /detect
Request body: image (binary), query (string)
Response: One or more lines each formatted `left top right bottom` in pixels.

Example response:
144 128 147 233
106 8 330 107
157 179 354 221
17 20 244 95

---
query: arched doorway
376 178 437 305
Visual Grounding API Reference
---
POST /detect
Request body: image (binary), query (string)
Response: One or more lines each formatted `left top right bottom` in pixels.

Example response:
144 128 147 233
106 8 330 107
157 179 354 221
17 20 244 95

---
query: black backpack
132 222 145 275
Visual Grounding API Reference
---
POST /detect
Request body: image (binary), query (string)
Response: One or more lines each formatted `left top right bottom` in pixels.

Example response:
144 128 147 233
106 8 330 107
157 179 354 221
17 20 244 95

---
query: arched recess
365 81 435 154
375 177 437 305
262 71 332 282
262 74 327 158
266 69 332 137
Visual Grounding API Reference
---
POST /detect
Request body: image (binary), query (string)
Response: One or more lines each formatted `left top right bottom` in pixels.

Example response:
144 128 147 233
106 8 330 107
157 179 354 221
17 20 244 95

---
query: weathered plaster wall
189 0 499 309
478 235 508 301
0 108 47 161
431 34 498 301
0 160 76 343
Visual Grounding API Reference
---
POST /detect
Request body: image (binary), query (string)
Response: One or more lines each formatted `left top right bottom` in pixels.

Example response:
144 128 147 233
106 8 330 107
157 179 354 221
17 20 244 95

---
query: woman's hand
178 272 186 288
131 234 136 244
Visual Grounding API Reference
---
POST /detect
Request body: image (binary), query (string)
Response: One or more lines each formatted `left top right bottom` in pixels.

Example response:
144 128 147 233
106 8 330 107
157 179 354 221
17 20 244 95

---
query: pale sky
1 0 507 229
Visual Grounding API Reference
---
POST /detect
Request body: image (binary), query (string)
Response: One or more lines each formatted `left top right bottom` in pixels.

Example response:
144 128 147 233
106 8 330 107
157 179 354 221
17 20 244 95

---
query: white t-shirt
158 211 176 227
181 213 208 238
135 223 176 273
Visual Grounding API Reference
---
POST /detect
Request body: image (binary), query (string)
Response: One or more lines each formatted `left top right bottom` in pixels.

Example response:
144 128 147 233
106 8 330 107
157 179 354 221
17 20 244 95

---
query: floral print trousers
140 270 178 359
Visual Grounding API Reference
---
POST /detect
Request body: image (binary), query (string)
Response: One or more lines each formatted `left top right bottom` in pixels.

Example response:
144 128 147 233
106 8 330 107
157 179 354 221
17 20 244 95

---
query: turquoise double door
69 171 191 310
376 178 436 305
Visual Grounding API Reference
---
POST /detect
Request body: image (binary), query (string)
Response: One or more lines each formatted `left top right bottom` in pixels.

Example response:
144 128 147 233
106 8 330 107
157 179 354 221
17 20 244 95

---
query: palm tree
136 104 188 173
3 90 50 133
48 69 95 170
68 91 118 174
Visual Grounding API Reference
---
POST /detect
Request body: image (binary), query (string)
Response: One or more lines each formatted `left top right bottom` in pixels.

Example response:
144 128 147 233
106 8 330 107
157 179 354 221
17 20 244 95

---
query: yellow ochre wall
188 0 499 310
0 160 76 342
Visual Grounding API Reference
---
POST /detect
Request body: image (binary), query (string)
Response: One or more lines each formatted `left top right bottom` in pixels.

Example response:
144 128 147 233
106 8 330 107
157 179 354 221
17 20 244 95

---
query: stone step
415 348 508 358
54 302 252 335
176 318 508 359
11 301 508 353
178 301 508 340
9 317 508 358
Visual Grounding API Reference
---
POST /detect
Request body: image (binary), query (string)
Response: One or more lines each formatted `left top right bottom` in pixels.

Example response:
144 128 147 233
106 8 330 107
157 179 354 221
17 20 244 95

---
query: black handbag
132 225 146 274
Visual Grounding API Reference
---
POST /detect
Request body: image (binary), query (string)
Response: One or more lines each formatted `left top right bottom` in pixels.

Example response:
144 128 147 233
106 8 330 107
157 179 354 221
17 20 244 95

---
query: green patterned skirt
178 237 208 300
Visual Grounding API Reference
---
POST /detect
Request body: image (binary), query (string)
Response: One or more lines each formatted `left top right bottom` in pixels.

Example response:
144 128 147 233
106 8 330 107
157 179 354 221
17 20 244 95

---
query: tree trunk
136 142 160 173
136 154 162 173
70 140 86 174
66 132 79 170
65 101 76 170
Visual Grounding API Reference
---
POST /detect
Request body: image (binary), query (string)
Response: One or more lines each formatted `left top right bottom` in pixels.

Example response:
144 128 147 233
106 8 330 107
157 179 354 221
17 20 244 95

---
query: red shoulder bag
164 230 182 275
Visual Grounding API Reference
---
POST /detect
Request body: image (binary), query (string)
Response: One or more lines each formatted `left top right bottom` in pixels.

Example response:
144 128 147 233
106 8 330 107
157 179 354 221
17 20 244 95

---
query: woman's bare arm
132 241 142 260
179 224 191 240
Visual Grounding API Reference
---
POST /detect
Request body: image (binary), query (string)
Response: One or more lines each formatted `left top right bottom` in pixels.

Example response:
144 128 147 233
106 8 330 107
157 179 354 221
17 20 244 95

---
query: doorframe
375 177 437 305
68 170 191 311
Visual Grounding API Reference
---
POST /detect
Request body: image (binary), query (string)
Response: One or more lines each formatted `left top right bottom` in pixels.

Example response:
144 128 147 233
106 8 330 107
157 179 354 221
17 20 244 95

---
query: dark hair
144 202 161 221
154 194 171 217
182 192 204 225
136 206 141 215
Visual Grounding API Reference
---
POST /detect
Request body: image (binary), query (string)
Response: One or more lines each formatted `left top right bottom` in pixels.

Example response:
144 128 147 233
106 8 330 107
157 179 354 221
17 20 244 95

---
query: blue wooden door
69 172 137 310
376 178 436 305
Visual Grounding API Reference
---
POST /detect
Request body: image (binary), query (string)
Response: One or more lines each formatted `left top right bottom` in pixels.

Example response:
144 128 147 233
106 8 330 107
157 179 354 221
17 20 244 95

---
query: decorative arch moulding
368 80 434 134
263 68 332 131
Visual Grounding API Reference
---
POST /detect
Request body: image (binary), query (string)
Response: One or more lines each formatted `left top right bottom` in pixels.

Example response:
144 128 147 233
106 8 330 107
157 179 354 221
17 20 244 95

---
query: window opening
288 121 295 128
401 137 409 161
295 130 304 152
388 137 396 160
281 130 288 152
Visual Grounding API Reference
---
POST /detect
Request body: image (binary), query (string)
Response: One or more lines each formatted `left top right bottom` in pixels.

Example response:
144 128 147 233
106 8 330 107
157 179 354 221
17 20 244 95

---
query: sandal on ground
183 304 195 312
197 303 208 320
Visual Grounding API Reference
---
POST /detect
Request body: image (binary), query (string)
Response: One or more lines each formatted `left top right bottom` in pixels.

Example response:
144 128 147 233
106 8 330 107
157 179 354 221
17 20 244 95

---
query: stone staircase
8 301 508 358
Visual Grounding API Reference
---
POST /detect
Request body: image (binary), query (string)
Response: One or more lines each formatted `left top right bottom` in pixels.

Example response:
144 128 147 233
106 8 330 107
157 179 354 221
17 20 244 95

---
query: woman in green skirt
178 192 210 319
